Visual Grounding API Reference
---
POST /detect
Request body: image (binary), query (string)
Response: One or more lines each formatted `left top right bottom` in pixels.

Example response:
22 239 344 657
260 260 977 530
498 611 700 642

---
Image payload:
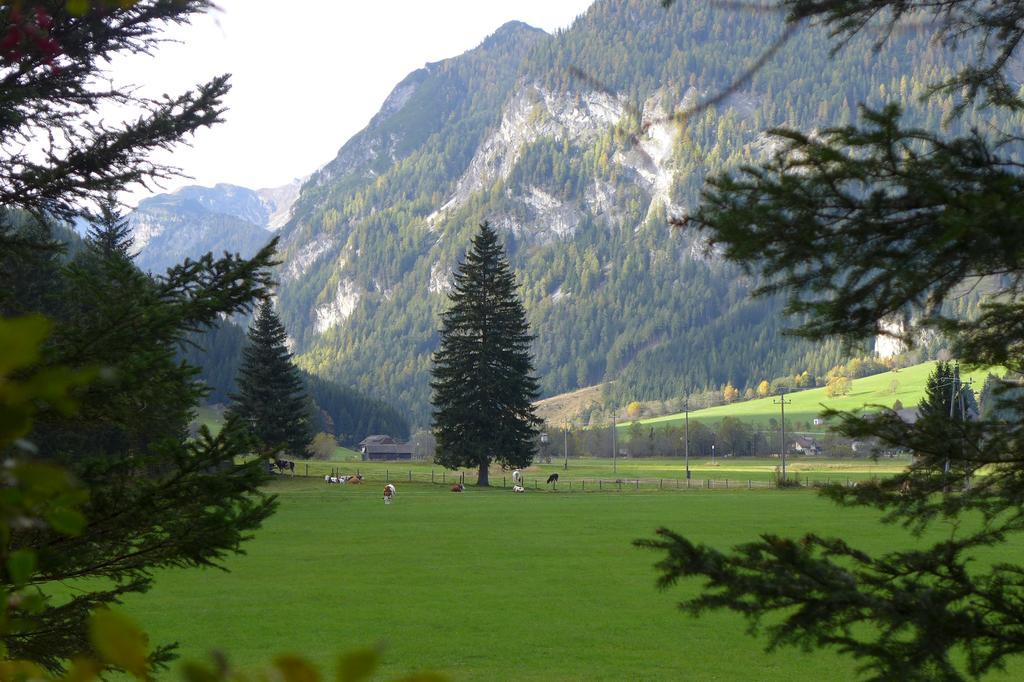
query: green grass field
123 472 1024 681
636 362 995 429
331 445 364 460
192 406 225 436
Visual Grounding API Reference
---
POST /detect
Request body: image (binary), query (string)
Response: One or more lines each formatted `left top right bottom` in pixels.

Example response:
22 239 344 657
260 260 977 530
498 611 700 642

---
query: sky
113 1 595 205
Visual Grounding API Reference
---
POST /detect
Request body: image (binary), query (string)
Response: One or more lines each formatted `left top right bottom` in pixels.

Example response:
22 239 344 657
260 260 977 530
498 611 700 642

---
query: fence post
725 478 729 488
535 479 538 489
582 480 585 491
386 469 389 483
599 480 602 491
748 479 751 489
635 479 639 490
409 470 412 482
503 476 506 488
659 479 662 489
461 472 465 485
305 463 308 477
569 481 572 492
442 471 446 483
432 470 434 483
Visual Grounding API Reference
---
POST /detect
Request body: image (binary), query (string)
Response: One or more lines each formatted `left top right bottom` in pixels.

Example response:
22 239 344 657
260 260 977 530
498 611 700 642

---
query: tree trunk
477 460 489 486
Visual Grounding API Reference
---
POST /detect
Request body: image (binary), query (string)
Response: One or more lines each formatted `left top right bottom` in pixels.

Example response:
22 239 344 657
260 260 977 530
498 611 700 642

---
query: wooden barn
358 435 414 461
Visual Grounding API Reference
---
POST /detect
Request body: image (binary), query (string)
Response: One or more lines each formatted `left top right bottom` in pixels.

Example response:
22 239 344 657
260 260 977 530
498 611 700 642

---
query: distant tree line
546 417 847 461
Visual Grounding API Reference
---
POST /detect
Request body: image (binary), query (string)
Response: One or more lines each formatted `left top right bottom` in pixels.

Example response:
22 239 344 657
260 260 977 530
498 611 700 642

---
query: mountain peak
482 20 546 48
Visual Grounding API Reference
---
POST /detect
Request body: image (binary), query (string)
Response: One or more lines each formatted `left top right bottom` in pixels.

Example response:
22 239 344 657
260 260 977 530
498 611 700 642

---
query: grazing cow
274 459 295 474
546 473 559 485
383 483 396 504
512 485 525 493
346 474 363 484
451 483 464 492
512 469 522 486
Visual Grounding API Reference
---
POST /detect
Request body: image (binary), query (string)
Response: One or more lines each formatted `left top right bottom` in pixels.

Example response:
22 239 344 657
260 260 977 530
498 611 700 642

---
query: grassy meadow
124 469 1024 681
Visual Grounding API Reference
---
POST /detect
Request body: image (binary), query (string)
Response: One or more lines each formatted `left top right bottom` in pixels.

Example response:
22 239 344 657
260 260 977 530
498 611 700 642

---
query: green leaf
89 609 150 678
63 656 104 682
47 507 87 536
0 315 50 375
336 649 378 682
273 655 320 682
179 661 219 682
0 660 46 680
65 0 90 17
6 550 36 586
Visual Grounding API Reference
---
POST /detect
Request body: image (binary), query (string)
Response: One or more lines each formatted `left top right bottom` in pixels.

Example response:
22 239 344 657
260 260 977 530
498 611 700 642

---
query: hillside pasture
124 476 1023 680
636 362 995 429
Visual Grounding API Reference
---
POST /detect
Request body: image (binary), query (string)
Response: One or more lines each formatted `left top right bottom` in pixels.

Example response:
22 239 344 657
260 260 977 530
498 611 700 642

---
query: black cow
546 473 559 485
274 459 295 474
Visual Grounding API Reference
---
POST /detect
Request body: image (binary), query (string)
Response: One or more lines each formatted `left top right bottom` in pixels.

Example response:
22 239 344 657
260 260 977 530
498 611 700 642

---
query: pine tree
85 195 134 260
0 1 227 224
919 362 979 422
431 222 541 486
643 2 1024 677
0 2 277 670
229 300 312 458
11 228 279 669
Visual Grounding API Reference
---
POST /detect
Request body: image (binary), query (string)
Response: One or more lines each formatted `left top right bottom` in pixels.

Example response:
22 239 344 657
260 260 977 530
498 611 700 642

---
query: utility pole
945 366 957 482
611 412 617 474
683 395 691 479
564 418 569 471
939 365 973 490
774 389 792 480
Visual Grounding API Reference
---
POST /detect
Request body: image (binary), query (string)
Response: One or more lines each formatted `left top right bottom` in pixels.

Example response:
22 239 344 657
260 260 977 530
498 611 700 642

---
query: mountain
274 0 993 427
126 179 303 272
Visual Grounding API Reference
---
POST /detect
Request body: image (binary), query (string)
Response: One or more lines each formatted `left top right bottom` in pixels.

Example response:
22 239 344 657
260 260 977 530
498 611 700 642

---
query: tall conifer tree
229 300 312 458
918 362 978 423
643 2 1024 676
0 1 282 670
85 195 135 261
431 222 541 486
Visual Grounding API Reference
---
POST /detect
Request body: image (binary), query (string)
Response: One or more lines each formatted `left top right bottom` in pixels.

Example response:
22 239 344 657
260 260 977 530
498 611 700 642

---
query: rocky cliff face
258 179 305 230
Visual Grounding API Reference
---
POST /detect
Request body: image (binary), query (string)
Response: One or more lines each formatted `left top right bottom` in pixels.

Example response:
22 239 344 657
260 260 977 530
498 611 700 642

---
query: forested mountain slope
180 318 410 444
275 0 1006 426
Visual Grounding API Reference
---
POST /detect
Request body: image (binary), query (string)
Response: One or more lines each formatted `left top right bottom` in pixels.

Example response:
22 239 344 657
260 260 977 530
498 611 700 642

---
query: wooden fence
275 464 861 491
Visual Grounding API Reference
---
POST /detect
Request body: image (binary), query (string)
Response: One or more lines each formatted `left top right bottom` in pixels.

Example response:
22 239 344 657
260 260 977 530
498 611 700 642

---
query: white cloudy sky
113 0 594 205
